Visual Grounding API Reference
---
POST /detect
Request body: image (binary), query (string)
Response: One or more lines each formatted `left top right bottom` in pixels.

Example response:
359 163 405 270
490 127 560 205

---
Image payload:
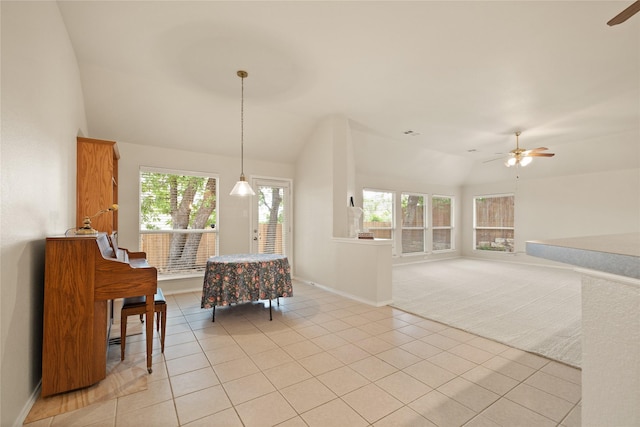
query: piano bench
120 288 166 362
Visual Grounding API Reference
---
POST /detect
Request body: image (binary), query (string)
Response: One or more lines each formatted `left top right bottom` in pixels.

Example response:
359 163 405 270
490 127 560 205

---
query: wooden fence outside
140 223 283 274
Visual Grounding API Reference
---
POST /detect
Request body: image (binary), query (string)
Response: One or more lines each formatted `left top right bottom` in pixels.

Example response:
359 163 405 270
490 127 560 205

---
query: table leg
269 299 272 321
145 294 153 373
211 305 216 322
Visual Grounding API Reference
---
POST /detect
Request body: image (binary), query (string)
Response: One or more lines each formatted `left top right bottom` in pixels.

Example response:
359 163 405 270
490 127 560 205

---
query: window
432 195 454 251
401 193 426 254
474 194 514 252
139 167 218 277
362 189 394 240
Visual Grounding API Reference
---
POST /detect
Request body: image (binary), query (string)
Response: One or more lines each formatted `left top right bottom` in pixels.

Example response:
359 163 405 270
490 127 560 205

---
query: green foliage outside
140 172 216 230
363 190 393 223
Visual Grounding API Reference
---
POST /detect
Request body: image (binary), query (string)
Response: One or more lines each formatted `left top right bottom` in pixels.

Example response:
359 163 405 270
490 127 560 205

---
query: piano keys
41 233 157 397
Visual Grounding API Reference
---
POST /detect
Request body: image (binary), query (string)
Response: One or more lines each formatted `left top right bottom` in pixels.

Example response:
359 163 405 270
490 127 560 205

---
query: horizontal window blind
401 193 426 254
139 168 218 276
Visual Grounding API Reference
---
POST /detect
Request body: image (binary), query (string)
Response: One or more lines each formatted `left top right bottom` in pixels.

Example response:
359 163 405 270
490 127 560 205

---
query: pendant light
230 70 255 196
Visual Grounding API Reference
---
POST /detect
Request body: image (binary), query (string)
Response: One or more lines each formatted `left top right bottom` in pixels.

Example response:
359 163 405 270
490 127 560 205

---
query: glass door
251 178 291 257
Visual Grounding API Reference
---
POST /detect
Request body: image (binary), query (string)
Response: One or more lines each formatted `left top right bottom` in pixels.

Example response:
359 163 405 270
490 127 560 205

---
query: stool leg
145 295 154 374
120 313 127 361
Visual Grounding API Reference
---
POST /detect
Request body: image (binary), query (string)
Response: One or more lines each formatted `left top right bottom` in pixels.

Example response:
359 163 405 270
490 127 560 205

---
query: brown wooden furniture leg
146 294 153 373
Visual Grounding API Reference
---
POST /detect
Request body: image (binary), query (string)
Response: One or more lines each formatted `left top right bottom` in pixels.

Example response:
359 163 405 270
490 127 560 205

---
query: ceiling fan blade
528 147 550 152
527 152 555 157
483 156 507 164
607 0 640 26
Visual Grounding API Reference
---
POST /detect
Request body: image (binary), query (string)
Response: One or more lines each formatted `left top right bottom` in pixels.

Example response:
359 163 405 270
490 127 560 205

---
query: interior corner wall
0 2 88 425
331 116 353 238
294 117 394 304
461 168 640 263
294 117 337 287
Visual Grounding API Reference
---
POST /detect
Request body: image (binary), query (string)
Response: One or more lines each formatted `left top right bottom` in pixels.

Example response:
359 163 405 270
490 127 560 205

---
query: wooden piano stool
121 288 166 363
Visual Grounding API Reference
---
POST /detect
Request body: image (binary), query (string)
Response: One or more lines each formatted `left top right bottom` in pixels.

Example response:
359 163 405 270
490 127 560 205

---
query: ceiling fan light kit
504 131 554 168
506 154 532 168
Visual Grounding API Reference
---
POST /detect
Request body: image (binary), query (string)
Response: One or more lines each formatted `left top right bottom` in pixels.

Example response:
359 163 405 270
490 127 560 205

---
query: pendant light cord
240 72 245 177
229 70 254 196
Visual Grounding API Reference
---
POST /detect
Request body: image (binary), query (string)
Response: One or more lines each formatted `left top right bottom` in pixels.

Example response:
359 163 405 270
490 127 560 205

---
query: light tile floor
25 280 582 426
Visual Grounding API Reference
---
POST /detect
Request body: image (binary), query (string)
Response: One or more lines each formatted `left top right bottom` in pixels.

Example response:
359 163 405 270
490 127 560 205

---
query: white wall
294 117 336 286
294 116 394 304
116 141 294 294
461 168 640 264
332 238 393 305
0 2 88 425
332 117 353 238
581 270 640 426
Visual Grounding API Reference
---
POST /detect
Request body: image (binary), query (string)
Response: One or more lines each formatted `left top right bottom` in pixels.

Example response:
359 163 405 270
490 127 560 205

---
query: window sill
473 249 516 255
158 272 205 281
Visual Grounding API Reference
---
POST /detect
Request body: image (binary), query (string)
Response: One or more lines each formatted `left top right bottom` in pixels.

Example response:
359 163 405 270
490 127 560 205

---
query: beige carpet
392 258 582 368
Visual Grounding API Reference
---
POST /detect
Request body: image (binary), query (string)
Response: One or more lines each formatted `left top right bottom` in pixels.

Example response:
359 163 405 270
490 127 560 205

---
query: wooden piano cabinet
42 234 157 397
76 137 119 234
42 237 102 396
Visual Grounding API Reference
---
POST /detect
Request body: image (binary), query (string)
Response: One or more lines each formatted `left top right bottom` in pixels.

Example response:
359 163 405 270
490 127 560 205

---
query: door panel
251 179 291 256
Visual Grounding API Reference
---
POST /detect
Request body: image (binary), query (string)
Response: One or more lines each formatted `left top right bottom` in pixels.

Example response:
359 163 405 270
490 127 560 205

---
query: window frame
251 177 292 257
362 188 396 249
431 195 455 252
473 193 515 253
400 192 428 255
139 166 219 278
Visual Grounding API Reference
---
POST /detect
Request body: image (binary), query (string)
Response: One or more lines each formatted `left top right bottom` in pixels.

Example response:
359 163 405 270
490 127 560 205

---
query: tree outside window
257 185 285 254
139 168 218 276
362 189 394 240
401 193 426 253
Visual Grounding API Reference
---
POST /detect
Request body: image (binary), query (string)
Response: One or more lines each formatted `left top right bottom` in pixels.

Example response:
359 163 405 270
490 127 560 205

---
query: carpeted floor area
391 258 582 368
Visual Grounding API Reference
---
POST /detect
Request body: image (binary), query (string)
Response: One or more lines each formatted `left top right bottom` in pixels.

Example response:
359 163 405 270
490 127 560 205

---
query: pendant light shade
230 175 254 196
230 70 255 196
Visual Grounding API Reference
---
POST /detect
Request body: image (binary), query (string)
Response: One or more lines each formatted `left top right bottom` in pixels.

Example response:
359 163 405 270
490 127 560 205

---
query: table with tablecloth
201 253 293 321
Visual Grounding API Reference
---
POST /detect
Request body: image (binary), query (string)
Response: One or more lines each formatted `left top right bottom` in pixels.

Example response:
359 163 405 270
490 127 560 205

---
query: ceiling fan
503 131 555 168
607 0 640 26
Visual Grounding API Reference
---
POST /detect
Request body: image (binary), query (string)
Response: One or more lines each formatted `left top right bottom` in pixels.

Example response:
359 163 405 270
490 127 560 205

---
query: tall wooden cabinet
41 137 121 396
76 137 119 234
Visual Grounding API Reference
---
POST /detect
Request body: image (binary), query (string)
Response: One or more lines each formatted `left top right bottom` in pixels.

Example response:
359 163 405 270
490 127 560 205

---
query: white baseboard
294 276 392 307
15 380 41 427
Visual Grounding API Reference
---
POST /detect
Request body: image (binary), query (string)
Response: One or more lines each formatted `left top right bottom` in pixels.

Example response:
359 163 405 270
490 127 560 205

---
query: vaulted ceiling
57 1 639 185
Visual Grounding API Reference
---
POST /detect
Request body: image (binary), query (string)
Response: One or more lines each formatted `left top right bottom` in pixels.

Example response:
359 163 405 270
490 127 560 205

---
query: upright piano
42 233 157 397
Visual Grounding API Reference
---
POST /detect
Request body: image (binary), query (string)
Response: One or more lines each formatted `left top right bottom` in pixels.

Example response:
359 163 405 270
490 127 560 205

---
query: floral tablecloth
201 254 293 309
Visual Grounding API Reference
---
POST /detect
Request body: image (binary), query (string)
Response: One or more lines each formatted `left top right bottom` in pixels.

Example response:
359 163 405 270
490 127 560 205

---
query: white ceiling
57 1 639 184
